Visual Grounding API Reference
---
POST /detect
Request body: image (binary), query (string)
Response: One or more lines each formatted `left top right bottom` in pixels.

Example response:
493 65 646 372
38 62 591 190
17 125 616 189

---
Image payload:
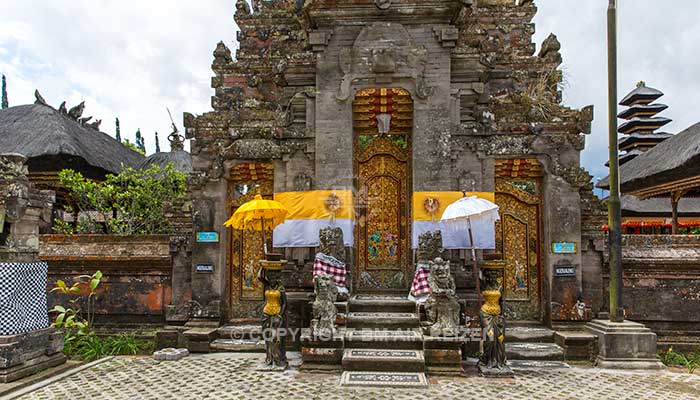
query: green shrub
54 163 186 235
659 348 700 374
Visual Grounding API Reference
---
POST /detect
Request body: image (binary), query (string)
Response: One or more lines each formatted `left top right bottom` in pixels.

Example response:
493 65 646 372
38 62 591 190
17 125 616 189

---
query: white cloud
534 0 700 181
1 0 698 178
0 0 235 153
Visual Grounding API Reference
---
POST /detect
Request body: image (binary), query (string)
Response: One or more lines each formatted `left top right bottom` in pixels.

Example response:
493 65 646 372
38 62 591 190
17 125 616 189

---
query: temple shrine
172 0 607 377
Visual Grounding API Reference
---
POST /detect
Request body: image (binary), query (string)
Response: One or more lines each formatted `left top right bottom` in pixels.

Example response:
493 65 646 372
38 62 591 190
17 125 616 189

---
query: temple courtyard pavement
5 353 700 400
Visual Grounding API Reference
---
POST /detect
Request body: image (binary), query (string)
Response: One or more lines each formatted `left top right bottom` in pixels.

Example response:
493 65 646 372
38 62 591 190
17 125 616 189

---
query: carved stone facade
183 0 603 328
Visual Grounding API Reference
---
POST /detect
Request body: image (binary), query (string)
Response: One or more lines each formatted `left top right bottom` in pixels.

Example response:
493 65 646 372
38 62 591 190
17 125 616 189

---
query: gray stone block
586 319 664 370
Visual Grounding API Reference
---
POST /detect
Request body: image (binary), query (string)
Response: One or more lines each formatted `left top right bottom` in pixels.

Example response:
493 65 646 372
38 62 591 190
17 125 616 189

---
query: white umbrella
441 195 500 310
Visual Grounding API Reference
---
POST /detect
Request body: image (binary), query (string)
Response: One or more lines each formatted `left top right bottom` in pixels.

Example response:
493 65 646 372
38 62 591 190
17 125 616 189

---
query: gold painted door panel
228 163 273 320
355 138 411 291
495 180 543 321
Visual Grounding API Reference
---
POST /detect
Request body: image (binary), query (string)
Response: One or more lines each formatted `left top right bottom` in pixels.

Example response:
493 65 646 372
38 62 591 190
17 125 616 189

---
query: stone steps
345 329 424 350
508 360 571 370
341 348 426 372
210 338 264 353
216 325 261 341
506 342 565 361
506 326 555 343
340 371 429 388
348 295 416 313
346 312 420 329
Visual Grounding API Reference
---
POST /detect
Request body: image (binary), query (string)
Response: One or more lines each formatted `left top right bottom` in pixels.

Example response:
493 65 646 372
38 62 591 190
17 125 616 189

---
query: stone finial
213 42 233 71
34 90 48 106
235 0 251 16
538 34 562 64
68 101 85 120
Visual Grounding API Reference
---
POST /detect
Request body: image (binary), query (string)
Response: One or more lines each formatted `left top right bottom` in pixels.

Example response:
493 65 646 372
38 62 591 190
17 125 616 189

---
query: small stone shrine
0 153 65 383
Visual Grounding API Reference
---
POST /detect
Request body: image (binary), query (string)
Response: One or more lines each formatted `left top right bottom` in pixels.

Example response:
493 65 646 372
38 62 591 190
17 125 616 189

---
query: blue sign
196 264 215 273
552 242 577 254
197 232 219 243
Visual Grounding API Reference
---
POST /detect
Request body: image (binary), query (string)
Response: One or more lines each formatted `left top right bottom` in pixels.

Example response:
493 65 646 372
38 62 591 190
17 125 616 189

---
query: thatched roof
0 103 144 174
620 194 700 216
137 149 192 174
618 122 700 196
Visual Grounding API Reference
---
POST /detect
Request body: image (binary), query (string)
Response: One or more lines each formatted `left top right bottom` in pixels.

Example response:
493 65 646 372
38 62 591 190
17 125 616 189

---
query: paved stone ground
14 353 700 400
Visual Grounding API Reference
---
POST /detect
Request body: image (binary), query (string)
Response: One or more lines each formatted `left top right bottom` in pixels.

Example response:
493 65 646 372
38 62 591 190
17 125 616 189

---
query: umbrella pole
468 217 484 353
261 217 267 256
468 218 482 309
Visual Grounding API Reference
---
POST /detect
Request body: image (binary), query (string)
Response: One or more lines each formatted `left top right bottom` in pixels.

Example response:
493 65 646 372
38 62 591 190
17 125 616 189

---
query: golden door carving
495 179 543 321
353 88 413 291
228 163 274 320
355 138 411 290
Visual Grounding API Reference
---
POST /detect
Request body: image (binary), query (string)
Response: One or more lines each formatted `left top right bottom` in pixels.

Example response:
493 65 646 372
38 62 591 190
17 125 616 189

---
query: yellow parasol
224 194 288 259
224 194 288 231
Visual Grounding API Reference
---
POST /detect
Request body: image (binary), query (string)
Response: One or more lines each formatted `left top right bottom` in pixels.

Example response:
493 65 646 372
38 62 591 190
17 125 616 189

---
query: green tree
155 131 161 153
115 118 121 142
1 75 8 109
122 139 144 155
55 164 186 235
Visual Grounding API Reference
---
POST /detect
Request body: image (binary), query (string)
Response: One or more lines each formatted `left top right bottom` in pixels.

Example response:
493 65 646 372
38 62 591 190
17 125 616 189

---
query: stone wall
601 235 700 351
40 235 173 329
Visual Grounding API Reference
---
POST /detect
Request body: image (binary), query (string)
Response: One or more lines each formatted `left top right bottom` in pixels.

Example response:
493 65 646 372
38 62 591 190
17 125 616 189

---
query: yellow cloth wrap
274 191 354 220
263 289 282 316
481 290 502 316
412 192 496 221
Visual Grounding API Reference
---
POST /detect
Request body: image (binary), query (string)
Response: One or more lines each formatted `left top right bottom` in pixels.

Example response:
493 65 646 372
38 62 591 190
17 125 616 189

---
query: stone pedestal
0 328 66 383
300 328 344 372
585 319 664 369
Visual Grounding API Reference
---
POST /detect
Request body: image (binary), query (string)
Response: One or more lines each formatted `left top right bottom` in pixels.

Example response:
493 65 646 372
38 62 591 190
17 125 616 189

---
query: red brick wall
40 235 172 328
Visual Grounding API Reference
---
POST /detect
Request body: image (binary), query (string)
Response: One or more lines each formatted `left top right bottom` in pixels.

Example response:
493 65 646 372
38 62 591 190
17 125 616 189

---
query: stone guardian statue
310 273 338 338
423 258 460 337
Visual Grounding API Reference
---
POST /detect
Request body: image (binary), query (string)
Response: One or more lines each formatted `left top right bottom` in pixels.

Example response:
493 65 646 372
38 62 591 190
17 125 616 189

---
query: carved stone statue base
478 363 514 378
256 361 288 372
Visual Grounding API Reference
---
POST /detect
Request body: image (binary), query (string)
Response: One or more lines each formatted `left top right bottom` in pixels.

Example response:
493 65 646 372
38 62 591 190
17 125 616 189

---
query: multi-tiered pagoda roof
616 82 672 157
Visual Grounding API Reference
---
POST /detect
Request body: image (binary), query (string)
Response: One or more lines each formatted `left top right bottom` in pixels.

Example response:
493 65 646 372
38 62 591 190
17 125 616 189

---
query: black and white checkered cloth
0 262 50 336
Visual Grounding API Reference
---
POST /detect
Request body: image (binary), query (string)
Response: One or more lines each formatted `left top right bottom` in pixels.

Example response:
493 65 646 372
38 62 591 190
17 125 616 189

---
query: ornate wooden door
228 163 274 320
353 88 412 291
495 160 544 321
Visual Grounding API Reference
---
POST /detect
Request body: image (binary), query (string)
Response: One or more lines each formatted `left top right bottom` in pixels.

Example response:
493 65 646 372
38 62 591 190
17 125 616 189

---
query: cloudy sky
1 1 698 184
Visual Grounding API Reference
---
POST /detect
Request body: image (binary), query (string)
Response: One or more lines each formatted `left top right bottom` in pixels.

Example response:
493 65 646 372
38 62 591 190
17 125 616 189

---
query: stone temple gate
180 0 604 333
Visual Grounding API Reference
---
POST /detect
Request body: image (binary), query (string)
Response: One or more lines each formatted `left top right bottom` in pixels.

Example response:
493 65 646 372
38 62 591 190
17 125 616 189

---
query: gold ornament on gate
424 197 440 222
325 193 342 224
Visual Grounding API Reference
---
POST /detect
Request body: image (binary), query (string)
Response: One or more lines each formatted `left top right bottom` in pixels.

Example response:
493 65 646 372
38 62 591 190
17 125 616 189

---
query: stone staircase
210 324 265 353
339 295 429 387
505 325 569 369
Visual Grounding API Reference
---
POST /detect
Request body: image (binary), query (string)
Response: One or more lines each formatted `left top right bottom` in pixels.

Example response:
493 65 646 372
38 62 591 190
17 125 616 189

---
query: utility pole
607 0 624 323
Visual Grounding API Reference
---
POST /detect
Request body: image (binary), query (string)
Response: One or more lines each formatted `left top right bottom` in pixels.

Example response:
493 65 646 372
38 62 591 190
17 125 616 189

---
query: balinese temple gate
178 0 604 361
